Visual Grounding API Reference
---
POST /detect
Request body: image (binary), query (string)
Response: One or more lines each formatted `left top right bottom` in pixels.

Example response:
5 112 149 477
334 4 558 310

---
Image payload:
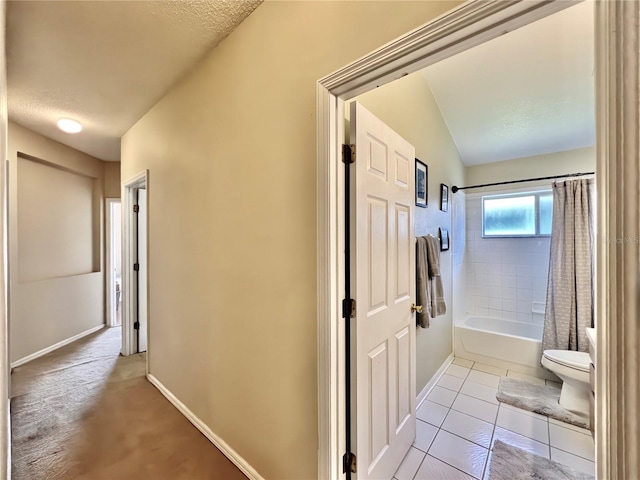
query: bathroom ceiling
422 1 594 166
6 0 262 162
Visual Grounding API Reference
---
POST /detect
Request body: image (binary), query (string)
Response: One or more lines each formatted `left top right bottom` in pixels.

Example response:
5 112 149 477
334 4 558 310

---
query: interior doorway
106 198 122 328
315 2 619 479
122 171 149 359
136 187 148 353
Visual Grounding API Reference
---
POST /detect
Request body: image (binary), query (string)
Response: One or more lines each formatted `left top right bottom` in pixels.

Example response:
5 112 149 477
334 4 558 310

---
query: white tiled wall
463 195 550 324
451 192 466 322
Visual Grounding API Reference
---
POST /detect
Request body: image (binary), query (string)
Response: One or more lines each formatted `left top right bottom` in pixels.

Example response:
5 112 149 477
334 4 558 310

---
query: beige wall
465 146 596 193
17 157 98 282
0 2 9 476
9 122 105 363
121 2 461 479
352 71 465 393
103 161 121 198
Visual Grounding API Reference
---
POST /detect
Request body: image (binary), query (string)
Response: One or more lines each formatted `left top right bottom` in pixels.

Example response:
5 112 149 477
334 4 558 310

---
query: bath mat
486 440 594 480
496 377 590 430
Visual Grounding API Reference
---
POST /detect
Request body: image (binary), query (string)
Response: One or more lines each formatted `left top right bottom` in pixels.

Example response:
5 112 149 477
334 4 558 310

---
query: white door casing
122 170 148 360
316 3 605 480
351 102 416 479
137 188 148 353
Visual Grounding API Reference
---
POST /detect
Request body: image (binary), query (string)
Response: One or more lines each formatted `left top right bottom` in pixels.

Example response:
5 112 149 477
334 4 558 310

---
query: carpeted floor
11 326 248 480
486 440 595 480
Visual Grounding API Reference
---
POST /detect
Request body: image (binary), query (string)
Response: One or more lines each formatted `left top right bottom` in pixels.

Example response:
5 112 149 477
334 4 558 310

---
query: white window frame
481 190 552 238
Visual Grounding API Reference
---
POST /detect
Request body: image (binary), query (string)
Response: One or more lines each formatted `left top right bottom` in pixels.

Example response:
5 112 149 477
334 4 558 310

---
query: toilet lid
543 350 591 372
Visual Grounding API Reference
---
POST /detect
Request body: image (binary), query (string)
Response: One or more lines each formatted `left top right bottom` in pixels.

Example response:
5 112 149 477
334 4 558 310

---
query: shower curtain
541 178 594 353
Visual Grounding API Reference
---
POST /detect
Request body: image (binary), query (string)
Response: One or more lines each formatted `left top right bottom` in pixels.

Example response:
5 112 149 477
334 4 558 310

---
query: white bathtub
454 316 557 380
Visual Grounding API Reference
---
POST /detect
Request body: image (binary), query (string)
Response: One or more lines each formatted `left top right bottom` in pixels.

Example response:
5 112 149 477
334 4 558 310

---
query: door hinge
343 452 357 474
133 263 140 271
134 321 140 330
342 144 355 164
342 298 356 319
133 204 139 213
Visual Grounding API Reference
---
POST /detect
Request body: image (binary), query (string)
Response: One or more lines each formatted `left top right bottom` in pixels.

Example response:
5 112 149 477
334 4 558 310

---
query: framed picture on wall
439 227 449 251
440 183 449 212
415 159 428 208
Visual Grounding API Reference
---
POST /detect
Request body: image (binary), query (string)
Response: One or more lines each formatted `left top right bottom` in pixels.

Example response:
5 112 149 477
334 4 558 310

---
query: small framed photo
440 183 449 212
415 159 428 208
439 228 450 251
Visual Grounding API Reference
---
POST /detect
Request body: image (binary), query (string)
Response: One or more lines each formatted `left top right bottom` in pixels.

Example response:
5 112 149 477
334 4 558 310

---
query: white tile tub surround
394 358 595 480
463 195 551 324
452 192 467 333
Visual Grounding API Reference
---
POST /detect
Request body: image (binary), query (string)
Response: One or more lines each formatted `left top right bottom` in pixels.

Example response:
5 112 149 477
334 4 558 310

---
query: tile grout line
548 445 596 463
413 450 485 480
411 419 438 455
547 411 551 460
425 428 489 480
410 446 428 480
548 420 593 437
410 359 595 479
430 362 495 480
450 393 498 424
481 407 500 480
413 402 455 480
439 411 493 451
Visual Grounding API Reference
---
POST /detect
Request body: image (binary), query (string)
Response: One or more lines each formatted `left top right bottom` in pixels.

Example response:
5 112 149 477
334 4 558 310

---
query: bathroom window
482 191 553 237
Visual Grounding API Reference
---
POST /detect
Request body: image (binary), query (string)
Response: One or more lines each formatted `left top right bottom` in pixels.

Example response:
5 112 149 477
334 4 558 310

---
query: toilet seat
542 350 590 373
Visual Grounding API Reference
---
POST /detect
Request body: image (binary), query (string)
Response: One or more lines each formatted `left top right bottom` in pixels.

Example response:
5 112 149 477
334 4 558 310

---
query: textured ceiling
7 0 262 161
422 1 594 166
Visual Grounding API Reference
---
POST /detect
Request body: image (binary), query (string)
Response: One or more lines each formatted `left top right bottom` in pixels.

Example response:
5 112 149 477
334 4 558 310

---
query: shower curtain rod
451 171 595 193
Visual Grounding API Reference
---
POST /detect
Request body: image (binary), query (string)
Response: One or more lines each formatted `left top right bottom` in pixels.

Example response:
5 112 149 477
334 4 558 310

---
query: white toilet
541 349 591 414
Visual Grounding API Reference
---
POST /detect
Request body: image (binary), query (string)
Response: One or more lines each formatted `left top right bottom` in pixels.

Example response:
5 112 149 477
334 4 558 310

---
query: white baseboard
417 353 454 409
11 324 105 368
147 374 264 480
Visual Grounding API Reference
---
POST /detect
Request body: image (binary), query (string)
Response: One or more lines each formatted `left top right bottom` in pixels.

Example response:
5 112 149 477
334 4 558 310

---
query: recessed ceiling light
57 118 82 134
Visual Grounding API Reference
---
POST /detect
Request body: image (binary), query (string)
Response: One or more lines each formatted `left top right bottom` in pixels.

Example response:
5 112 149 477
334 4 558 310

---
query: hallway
10 327 247 480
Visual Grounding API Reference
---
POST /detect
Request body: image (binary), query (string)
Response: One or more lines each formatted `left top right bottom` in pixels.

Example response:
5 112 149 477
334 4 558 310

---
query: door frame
105 198 121 328
316 1 638 479
122 170 149 364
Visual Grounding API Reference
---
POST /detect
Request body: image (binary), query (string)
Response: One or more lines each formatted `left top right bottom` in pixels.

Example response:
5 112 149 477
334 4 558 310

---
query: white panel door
351 102 416 480
137 188 148 353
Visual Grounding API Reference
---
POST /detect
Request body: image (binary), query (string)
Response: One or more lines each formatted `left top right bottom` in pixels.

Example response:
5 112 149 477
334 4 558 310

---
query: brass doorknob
411 303 423 314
